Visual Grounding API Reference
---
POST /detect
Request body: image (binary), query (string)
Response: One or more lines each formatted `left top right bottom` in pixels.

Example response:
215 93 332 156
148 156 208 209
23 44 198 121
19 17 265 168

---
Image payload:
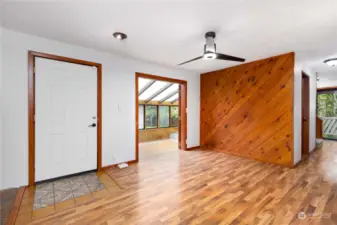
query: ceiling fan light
203 52 216 60
324 58 337 67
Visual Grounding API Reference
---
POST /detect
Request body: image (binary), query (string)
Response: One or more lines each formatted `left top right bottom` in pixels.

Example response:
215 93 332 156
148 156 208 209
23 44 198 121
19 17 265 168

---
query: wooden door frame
301 71 310 156
28 51 102 186
135 73 187 162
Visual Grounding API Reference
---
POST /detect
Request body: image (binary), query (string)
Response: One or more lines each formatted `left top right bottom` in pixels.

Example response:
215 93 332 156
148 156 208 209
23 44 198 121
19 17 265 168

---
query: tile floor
33 172 104 209
14 171 120 224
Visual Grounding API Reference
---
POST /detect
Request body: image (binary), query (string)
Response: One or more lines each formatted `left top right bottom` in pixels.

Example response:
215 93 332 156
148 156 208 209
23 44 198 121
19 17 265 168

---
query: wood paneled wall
200 52 294 166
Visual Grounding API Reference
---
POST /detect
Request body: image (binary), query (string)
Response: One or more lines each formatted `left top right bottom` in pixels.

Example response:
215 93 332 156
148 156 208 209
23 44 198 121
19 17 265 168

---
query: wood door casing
28 51 102 186
135 73 188 162
200 52 294 167
302 73 310 155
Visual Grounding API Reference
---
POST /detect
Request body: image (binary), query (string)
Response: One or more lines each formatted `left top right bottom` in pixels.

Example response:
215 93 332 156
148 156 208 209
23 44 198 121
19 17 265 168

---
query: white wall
293 63 317 165
1 29 200 189
317 72 337 88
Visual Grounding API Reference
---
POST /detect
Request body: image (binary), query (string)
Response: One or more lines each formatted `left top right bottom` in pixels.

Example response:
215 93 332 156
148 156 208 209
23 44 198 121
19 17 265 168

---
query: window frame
138 104 145 130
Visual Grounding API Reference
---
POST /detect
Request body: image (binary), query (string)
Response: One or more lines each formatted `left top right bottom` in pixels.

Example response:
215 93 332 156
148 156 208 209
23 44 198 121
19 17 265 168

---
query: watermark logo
298 212 307 220
298 211 331 220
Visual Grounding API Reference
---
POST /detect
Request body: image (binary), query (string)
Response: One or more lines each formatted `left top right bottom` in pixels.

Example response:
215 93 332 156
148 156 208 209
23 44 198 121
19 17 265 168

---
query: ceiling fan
178 31 245 65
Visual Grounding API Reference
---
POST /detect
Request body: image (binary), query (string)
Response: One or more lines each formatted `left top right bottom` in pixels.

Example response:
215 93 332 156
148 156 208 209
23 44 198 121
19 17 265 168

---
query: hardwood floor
139 139 178 159
0 187 18 224
17 141 337 224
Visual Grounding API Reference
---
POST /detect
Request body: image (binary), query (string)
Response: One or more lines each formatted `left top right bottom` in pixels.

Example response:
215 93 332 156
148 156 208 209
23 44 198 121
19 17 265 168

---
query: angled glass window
159 106 170 128
138 78 153 93
138 105 144 130
152 84 179 102
171 106 179 127
167 93 179 103
139 81 169 101
145 105 158 128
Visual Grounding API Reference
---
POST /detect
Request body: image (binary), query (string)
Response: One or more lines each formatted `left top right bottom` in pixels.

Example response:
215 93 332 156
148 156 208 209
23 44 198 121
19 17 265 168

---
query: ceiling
1 0 337 73
317 71 337 80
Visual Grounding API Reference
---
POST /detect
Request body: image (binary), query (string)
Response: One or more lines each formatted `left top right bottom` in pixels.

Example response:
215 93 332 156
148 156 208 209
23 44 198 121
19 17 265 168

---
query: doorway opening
135 73 187 161
301 72 310 156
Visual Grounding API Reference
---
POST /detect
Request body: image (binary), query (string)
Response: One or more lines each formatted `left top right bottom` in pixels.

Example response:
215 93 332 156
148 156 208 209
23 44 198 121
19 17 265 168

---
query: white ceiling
1 0 337 73
317 72 337 81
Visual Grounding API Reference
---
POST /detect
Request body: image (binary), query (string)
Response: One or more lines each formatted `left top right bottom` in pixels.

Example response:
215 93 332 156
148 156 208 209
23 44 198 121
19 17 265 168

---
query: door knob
88 123 96 127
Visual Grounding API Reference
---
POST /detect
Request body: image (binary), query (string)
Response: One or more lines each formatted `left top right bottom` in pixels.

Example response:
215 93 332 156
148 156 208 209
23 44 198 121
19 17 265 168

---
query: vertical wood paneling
200 52 294 166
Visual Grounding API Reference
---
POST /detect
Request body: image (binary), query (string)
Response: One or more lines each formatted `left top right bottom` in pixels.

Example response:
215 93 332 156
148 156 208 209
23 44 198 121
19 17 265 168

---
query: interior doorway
135 73 187 161
301 72 310 156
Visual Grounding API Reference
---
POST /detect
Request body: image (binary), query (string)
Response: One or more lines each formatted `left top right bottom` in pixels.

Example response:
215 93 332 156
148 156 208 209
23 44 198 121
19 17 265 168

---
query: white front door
35 58 97 182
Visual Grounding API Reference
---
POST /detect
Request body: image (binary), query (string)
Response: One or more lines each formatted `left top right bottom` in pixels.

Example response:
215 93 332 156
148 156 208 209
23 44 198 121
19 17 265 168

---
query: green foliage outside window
145 105 158 128
317 92 337 117
317 91 337 139
171 106 179 127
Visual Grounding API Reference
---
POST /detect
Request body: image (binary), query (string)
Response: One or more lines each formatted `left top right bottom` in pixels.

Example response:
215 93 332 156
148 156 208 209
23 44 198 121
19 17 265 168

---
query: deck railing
319 116 337 138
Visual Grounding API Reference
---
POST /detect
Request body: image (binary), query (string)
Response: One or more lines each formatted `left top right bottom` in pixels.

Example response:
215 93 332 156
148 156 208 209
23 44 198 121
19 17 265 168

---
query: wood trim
178 86 182 149
316 117 323 139
136 72 187 84
6 186 26 225
97 64 102 170
28 51 102 186
136 72 188 160
101 160 137 170
302 71 310 157
187 145 200 150
28 51 101 67
28 52 35 186
180 83 187 150
317 86 337 91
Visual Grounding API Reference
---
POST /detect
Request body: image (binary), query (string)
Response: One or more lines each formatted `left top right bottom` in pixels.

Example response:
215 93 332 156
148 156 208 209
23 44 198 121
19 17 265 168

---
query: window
138 105 144 129
159 106 170 128
171 106 179 127
145 105 158 128
139 105 179 130
317 90 337 140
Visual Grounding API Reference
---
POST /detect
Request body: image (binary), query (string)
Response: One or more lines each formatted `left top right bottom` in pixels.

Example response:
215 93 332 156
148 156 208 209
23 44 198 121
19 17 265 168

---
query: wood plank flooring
17 141 337 224
0 187 18 225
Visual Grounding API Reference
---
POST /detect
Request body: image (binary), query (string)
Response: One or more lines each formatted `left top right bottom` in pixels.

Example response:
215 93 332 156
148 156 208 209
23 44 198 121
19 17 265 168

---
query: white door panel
35 58 97 182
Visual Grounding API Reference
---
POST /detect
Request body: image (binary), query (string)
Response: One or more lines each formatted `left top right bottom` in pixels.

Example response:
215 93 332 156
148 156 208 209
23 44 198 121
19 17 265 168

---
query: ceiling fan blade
215 53 245 62
178 56 203 65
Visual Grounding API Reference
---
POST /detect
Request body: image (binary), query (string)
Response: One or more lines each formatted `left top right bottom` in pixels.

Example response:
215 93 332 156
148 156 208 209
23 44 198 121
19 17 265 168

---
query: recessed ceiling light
324 58 337 67
113 32 127 40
